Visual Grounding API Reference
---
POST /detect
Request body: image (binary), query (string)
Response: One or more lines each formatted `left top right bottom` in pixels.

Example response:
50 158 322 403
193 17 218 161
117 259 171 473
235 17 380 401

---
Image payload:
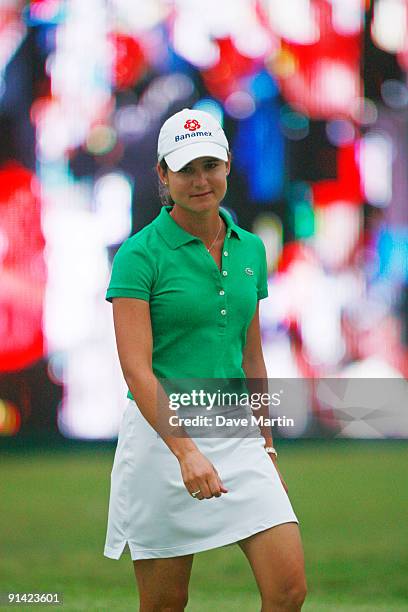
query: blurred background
0 0 407 441
1 3 408 611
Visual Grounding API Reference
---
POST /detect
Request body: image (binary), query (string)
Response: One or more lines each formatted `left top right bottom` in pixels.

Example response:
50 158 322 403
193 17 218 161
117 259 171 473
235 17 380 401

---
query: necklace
206 218 222 252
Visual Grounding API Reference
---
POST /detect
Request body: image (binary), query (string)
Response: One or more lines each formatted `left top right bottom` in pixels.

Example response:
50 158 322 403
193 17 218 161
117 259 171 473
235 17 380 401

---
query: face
157 155 231 213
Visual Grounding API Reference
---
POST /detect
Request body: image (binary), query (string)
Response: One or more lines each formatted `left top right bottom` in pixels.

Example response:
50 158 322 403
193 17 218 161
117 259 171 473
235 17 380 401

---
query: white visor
164 142 228 172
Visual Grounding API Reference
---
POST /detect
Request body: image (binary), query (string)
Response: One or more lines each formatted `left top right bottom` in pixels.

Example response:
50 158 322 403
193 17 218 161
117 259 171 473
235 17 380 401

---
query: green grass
1 441 407 611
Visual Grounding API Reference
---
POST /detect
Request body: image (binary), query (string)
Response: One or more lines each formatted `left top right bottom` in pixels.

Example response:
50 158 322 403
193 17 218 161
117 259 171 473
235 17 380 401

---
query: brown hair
157 159 174 207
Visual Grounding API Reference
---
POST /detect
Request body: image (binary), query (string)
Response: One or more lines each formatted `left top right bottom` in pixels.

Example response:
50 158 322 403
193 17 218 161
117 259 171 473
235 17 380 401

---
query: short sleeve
256 238 268 300
105 240 154 303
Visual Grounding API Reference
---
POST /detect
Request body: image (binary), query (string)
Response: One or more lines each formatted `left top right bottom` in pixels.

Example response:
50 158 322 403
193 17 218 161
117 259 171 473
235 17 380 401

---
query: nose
192 168 209 186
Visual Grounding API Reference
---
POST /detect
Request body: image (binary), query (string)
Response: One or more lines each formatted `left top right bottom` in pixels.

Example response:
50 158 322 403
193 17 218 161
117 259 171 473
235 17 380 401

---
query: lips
191 191 212 198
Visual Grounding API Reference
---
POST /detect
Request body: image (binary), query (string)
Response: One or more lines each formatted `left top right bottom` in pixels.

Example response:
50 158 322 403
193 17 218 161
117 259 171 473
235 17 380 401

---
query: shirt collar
154 205 243 250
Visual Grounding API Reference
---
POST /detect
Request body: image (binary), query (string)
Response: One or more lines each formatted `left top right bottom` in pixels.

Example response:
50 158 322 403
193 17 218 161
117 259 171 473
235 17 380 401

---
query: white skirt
104 399 299 560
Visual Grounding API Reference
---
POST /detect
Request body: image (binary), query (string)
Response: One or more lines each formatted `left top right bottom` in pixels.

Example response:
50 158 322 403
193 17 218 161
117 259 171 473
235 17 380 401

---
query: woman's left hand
269 455 288 493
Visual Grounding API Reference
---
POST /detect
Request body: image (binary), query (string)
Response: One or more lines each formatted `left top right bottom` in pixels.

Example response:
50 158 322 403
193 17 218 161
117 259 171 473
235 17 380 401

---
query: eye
205 162 218 170
179 166 193 174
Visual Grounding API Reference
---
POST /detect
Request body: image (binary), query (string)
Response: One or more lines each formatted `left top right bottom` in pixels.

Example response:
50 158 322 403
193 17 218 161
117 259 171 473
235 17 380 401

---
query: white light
313 202 362 269
301 299 346 365
262 258 360 369
234 31 271 59
372 0 407 54
37 106 71 161
47 0 112 153
38 0 129 441
316 61 358 113
172 14 220 68
57 339 129 439
171 0 272 66
115 74 195 143
141 74 194 113
233 16 271 59
262 332 303 377
115 105 151 139
161 73 195 101
109 0 166 32
252 213 283 271
358 131 393 206
0 228 9 263
329 0 364 35
295 270 361 367
225 91 256 119
94 173 133 245
44 211 107 349
265 0 320 44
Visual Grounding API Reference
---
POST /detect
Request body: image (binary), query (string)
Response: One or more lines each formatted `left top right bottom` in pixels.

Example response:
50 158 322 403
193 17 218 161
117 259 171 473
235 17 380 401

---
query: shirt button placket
219 280 227 328
219 237 229 329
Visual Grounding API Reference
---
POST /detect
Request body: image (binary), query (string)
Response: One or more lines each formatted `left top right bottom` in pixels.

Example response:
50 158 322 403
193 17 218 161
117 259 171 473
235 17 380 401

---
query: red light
202 38 262 101
110 33 147 91
0 162 46 372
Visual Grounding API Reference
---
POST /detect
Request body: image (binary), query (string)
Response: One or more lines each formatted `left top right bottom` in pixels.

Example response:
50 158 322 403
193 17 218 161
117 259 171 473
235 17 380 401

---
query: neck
169 204 224 245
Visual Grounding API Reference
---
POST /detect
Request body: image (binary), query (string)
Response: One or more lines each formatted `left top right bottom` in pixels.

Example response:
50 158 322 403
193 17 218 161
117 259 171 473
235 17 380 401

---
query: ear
225 153 231 177
157 162 168 185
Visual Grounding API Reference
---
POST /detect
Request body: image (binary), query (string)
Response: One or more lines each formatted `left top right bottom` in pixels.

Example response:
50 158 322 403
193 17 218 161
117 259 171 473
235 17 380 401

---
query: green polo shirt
106 205 268 401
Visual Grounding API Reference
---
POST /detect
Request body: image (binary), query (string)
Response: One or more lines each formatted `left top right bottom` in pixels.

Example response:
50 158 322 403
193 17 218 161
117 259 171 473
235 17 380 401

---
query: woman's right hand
178 449 228 500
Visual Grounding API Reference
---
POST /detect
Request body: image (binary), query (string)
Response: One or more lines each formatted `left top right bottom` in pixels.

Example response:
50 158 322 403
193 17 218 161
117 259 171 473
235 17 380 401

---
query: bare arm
112 297 228 499
112 297 196 457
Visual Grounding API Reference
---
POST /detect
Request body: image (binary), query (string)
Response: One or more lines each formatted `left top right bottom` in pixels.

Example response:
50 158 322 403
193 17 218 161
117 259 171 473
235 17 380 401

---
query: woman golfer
104 108 307 611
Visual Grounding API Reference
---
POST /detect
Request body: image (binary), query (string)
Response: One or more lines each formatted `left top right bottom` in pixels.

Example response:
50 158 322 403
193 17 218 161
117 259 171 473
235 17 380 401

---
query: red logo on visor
184 119 201 131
